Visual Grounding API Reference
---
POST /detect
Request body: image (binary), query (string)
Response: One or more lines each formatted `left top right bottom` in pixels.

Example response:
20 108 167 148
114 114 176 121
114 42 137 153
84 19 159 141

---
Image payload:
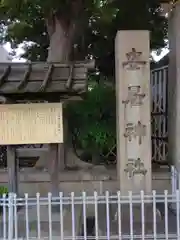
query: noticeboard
0 103 63 145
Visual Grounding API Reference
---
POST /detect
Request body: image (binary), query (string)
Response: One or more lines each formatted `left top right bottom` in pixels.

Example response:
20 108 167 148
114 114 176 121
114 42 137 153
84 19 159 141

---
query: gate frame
150 65 168 164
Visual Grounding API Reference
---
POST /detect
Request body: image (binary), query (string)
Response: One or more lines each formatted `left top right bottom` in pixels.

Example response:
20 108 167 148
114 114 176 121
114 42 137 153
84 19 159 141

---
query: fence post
8 193 14 240
178 168 180 191
171 165 176 194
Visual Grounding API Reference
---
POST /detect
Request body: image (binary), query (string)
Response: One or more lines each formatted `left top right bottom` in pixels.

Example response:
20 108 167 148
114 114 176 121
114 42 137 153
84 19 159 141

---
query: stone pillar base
114 204 161 223
169 203 179 215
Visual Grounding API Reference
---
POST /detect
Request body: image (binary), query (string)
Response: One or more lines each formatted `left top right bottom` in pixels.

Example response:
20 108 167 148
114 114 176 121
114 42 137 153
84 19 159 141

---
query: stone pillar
168 3 180 170
115 31 152 194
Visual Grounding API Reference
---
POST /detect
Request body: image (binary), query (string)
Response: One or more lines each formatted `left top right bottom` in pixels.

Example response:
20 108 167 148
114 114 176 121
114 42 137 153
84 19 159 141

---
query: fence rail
0 190 180 239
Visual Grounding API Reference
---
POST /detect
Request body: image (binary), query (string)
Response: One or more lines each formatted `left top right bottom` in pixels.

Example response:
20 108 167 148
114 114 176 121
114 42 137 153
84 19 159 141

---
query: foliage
0 186 8 196
67 82 116 164
0 0 167 77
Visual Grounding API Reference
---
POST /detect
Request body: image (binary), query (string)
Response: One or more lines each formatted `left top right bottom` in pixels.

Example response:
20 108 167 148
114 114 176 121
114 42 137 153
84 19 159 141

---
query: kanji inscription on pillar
116 31 152 194
122 48 146 70
124 158 147 178
122 85 145 106
124 121 146 145
0 103 63 145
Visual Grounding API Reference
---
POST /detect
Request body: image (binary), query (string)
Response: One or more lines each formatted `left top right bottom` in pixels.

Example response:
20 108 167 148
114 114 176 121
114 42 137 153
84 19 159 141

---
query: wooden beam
0 91 86 102
0 65 11 87
39 64 54 92
58 143 65 170
16 147 48 158
10 68 86 81
0 61 93 102
0 63 89 82
0 61 93 99
1 80 86 94
17 64 32 90
65 64 74 89
0 60 94 69
49 144 60 198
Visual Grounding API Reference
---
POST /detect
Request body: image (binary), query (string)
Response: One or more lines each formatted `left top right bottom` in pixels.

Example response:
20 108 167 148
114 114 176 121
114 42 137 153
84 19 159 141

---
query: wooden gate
151 65 168 164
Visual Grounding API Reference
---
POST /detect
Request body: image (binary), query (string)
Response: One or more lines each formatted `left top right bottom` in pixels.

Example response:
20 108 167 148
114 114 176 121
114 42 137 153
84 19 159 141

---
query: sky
4 42 26 62
151 48 169 62
3 42 169 63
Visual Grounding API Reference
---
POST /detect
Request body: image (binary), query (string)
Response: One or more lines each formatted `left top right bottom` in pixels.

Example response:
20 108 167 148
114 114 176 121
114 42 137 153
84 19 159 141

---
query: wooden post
60 106 67 170
58 143 65 171
7 146 19 194
49 144 60 197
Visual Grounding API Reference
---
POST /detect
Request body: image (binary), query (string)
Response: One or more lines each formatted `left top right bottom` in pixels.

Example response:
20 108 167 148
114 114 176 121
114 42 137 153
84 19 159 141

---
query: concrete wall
0 169 171 196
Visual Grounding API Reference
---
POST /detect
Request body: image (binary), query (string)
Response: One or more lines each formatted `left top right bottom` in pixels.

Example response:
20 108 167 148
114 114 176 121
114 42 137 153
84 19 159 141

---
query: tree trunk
46 16 75 198
47 17 76 62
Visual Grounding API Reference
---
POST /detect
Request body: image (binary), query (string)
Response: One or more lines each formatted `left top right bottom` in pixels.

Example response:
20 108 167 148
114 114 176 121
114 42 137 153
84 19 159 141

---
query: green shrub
0 186 8 197
67 83 116 164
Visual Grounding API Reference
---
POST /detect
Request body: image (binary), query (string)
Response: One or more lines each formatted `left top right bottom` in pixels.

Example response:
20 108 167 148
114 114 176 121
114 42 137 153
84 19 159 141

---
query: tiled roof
0 61 94 101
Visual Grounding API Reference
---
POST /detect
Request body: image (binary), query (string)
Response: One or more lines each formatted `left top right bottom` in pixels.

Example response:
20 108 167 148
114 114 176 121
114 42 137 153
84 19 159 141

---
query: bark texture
47 16 76 62
46 0 83 62
45 1 83 196
45 13 77 197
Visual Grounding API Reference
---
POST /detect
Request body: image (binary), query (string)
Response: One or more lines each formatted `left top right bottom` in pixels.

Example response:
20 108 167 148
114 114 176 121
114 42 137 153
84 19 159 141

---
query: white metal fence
0 190 180 240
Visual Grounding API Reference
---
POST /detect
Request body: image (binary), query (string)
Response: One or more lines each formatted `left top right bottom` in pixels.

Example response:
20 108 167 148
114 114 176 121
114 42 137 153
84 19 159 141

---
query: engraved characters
122 85 145 107
122 48 147 177
124 121 146 145
124 158 147 178
122 48 146 70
